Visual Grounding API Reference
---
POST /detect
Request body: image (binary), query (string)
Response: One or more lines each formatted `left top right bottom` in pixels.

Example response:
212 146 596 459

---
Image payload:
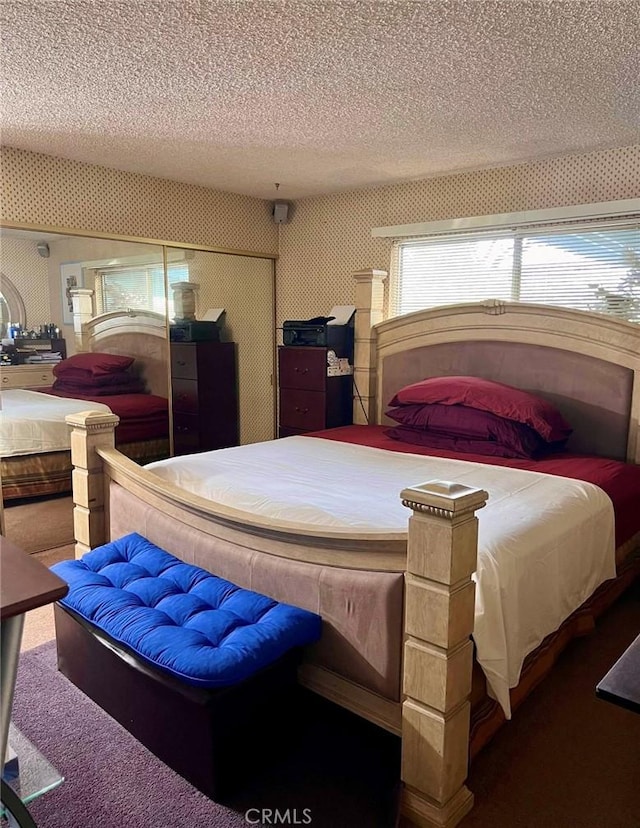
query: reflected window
97 262 189 316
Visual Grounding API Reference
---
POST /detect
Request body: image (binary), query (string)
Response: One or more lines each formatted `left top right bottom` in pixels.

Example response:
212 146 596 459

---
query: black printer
282 314 354 357
170 320 221 342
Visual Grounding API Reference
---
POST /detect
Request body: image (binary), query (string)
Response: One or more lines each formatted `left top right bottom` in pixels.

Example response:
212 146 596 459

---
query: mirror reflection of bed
0 228 277 508
64 279 640 826
1 308 170 502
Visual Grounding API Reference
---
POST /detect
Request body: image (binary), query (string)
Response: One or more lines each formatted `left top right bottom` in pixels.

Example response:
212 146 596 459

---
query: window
96 262 190 317
397 222 640 323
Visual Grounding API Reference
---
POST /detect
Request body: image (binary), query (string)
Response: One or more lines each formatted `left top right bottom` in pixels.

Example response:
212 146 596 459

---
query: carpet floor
3 494 74 553
9 584 640 828
462 578 640 828
6 496 640 826
11 643 400 828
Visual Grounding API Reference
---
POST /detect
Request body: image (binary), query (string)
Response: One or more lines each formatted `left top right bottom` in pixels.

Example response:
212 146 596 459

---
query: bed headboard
71 290 168 397
363 298 640 463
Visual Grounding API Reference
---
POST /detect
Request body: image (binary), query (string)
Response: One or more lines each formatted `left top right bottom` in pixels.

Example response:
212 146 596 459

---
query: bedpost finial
65 410 120 431
401 479 488 518
353 269 387 284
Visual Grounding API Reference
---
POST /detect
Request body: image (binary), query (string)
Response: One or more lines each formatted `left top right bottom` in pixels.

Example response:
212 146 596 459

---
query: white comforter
146 436 616 716
0 389 111 457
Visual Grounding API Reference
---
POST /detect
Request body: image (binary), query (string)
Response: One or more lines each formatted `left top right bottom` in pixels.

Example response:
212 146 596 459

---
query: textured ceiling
1 0 639 201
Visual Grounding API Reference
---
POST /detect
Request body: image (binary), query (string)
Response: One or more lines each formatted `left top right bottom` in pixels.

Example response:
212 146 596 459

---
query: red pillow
386 403 546 458
51 369 140 387
385 426 538 459
389 376 572 443
53 352 134 378
53 379 146 396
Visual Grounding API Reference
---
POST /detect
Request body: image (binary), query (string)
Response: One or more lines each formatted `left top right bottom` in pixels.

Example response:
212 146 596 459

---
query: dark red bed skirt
40 387 169 444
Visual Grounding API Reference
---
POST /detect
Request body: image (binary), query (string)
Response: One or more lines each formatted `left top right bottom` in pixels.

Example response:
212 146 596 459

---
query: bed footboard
66 410 489 828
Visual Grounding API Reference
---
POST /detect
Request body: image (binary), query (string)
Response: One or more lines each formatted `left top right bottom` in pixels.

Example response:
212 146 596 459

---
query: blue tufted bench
51 533 322 799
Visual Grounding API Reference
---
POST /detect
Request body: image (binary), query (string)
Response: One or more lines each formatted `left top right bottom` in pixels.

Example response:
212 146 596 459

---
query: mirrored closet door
0 228 276 462
172 249 275 446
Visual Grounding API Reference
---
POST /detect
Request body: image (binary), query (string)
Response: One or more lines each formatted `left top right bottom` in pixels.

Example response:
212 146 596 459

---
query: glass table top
2 723 63 811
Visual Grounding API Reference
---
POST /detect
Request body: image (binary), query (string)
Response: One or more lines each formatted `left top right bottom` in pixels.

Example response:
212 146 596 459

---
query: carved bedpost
399 480 488 828
70 288 95 353
66 410 120 559
352 269 387 424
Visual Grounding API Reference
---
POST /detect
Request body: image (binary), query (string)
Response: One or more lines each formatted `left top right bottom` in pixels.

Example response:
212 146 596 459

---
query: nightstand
277 346 353 437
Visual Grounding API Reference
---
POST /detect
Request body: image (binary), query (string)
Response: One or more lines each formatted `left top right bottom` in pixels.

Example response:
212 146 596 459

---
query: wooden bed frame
65 272 640 828
1 296 169 500
70 290 168 398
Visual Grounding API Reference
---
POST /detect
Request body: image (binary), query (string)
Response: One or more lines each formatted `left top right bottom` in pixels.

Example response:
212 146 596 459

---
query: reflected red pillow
389 376 572 443
53 379 146 396
52 369 140 387
53 352 134 378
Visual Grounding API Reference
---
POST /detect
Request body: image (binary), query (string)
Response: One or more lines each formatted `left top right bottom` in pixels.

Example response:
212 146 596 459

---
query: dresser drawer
172 378 199 414
171 344 198 380
278 347 326 391
173 412 201 455
1 365 54 389
279 389 326 431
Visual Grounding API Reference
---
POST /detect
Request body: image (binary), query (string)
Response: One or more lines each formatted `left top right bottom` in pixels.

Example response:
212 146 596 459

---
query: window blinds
98 262 189 315
397 222 640 323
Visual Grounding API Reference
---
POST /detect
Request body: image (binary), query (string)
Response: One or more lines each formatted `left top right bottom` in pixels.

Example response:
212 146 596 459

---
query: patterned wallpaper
0 236 50 329
276 144 640 329
0 146 278 255
0 147 279 444
3 143 638 333
1 142 638 440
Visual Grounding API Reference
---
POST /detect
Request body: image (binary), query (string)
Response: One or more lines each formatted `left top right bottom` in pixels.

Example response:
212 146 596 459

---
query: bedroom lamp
171 281 199 322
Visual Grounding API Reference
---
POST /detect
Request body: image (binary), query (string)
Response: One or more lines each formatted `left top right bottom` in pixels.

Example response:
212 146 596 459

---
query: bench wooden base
54 604 301 800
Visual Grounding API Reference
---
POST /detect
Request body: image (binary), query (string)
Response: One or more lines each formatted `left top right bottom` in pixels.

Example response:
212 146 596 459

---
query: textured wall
0 237 50 329
0 147 278 255
0 143 279 443
4 143 638 334
3 143 639 351
276 144 640 329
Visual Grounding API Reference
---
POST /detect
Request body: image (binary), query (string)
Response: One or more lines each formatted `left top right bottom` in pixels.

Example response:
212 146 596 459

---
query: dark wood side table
277 346 353 437
1 536 68 827
596 633 640 714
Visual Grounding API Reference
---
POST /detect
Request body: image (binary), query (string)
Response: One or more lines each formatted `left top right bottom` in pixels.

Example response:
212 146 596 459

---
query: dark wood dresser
170 341 239 455
277 346 353 437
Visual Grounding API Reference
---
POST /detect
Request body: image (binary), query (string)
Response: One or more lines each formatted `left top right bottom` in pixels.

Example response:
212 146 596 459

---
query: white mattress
0 389 112 457
146 435 616 716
